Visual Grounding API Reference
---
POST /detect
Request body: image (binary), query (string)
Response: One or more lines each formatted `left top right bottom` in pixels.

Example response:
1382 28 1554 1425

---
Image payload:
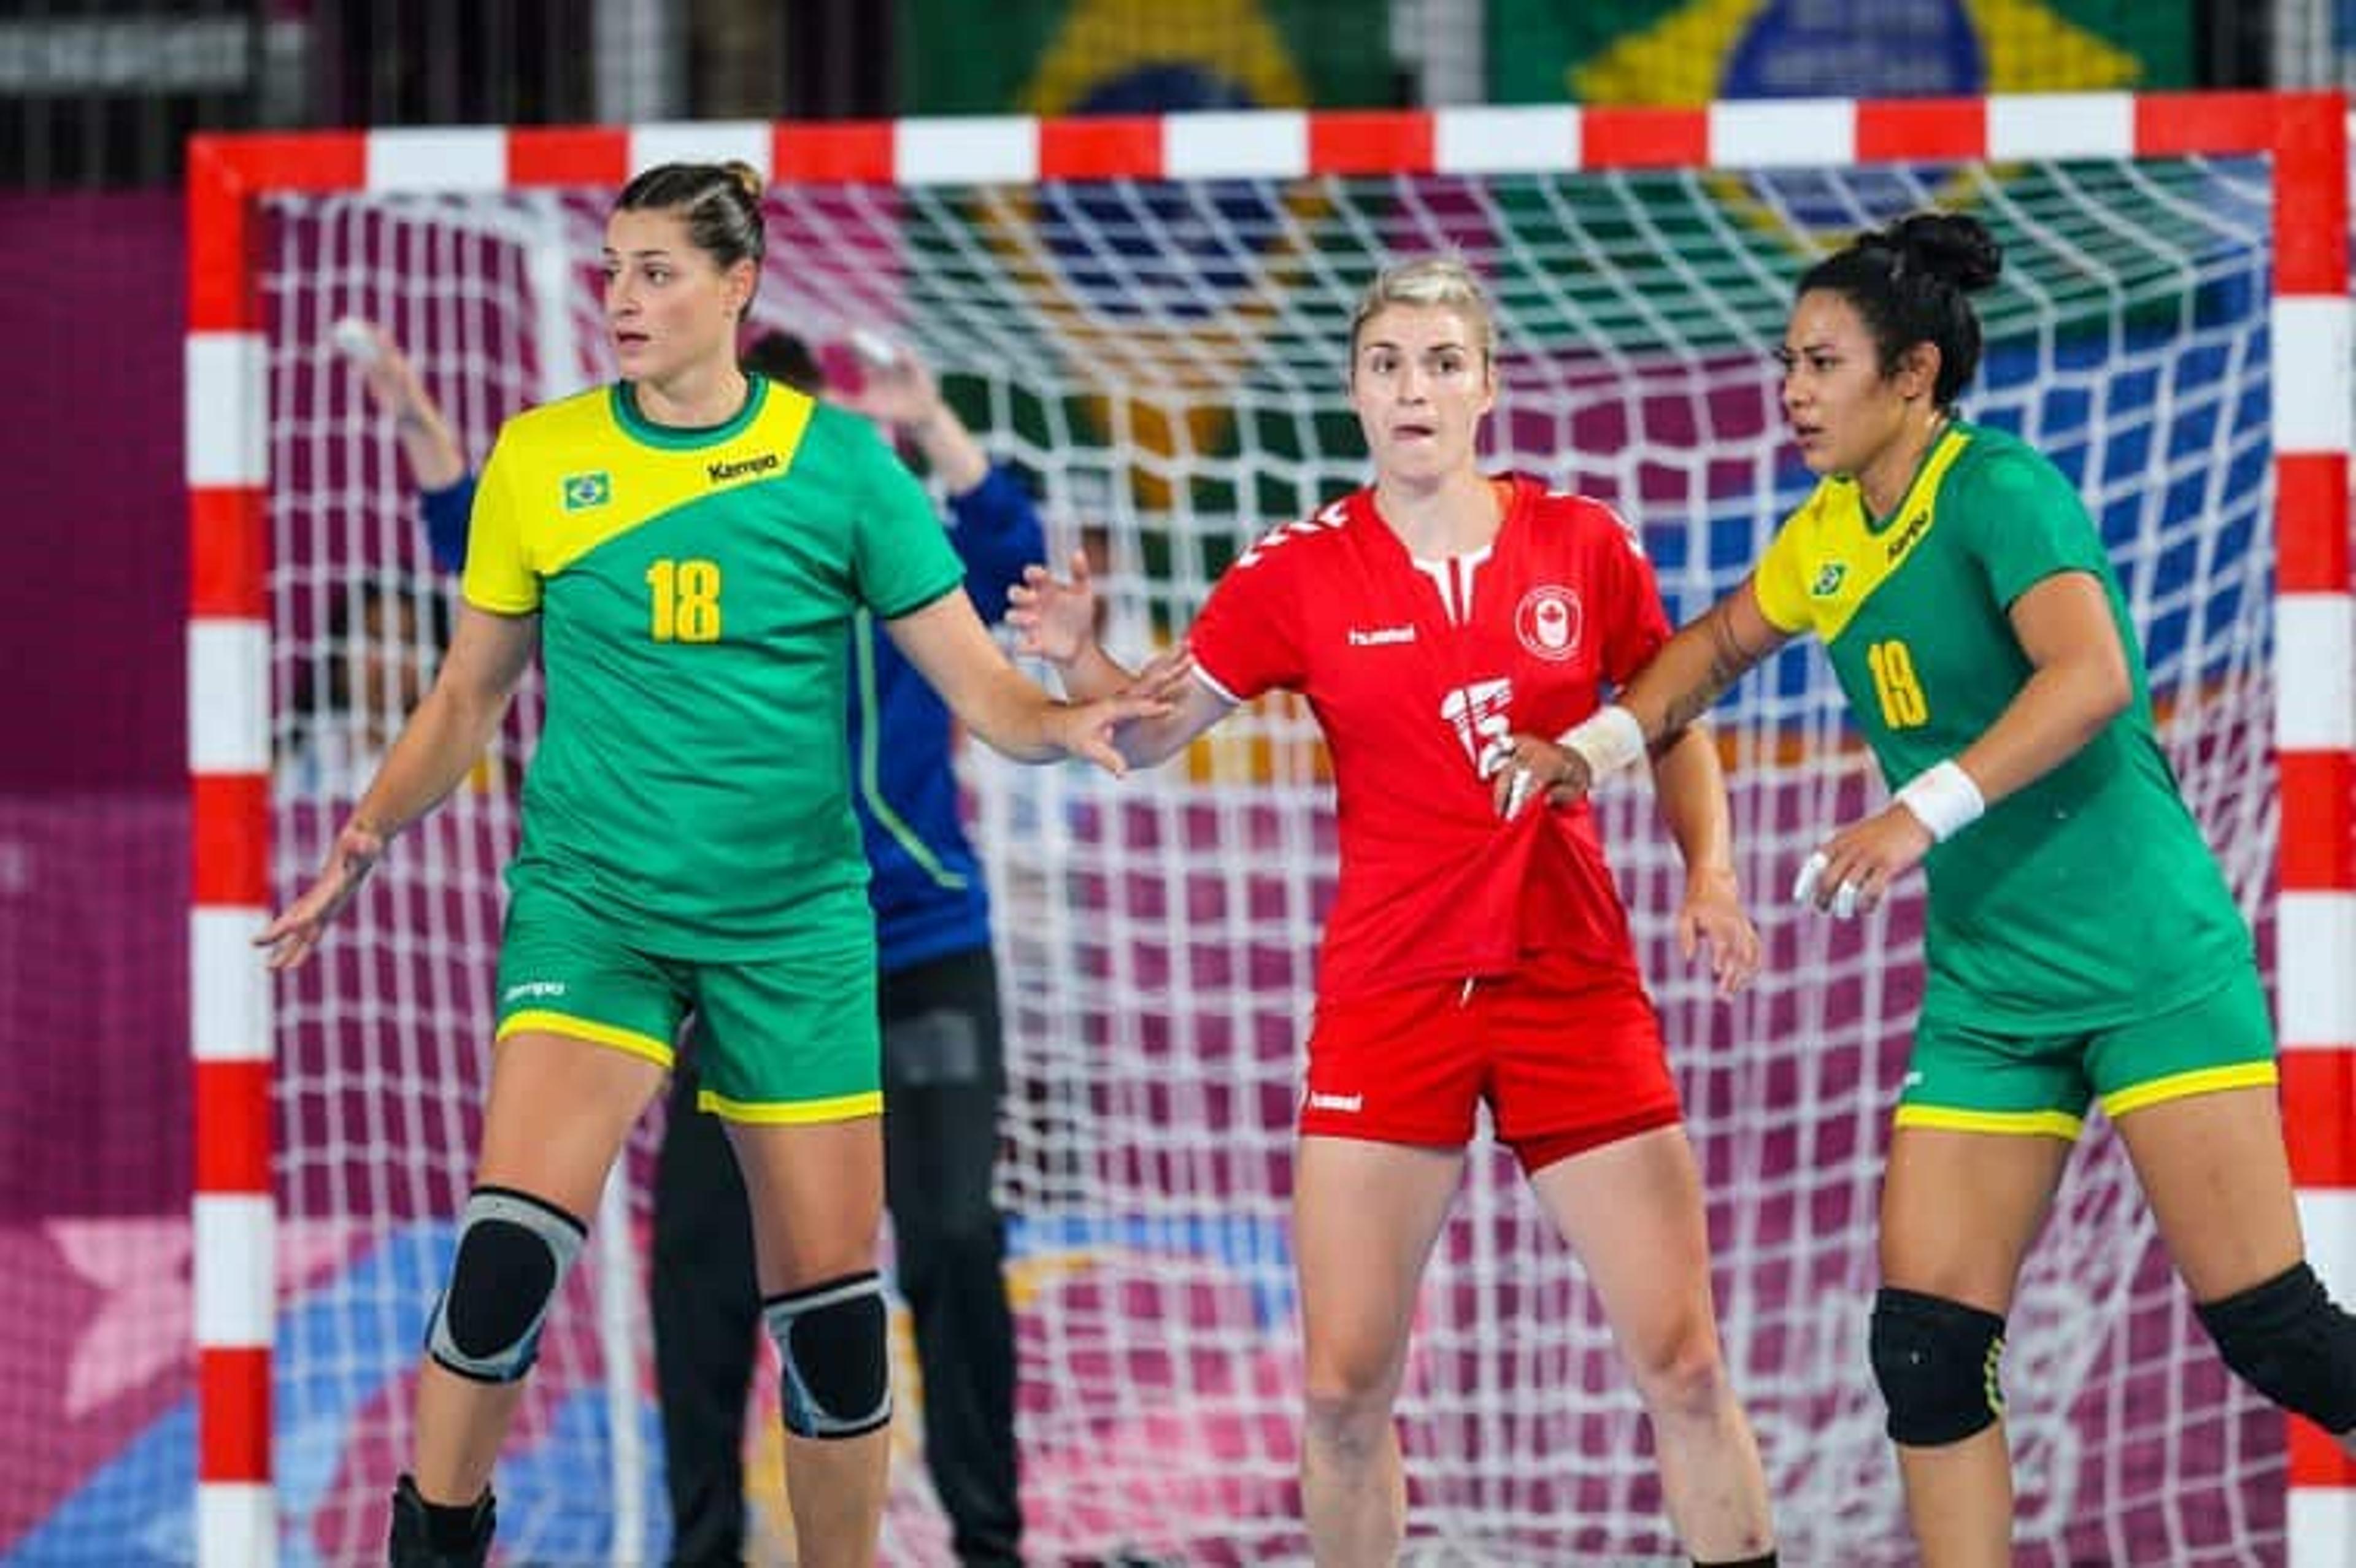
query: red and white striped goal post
186 90 2354 1567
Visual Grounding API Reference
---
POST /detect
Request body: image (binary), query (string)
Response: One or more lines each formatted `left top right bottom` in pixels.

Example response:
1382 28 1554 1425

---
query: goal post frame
186 90 2354 1568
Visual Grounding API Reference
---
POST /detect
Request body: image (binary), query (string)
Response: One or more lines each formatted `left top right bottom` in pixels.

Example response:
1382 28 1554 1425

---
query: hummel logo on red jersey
1306 1091 1363 1113
1348 625 1417 647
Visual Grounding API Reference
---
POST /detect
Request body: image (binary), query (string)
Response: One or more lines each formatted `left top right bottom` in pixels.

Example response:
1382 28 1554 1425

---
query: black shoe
388 1473 495 1568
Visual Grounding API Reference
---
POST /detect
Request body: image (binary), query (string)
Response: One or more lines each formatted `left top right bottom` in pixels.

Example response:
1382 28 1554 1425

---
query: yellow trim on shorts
1893 1104 2084 1141
2101 1060 2279 1121
497 1009 676 1068
700 1087 884 1125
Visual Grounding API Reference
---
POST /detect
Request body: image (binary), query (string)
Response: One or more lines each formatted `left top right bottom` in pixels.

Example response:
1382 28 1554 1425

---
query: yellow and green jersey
1754 420 2249 1032
463 375 964 958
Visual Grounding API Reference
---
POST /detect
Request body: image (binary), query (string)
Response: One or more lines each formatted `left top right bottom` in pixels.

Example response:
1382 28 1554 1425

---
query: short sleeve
460 428 540 613
1591 504 1673 688
1189 536 1305 704
846 420 964 620
1751 510 1816 636
1955 446 2108 609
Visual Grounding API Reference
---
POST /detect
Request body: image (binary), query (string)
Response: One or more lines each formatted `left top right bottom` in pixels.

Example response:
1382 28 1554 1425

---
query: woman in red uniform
1009 256 1778 1567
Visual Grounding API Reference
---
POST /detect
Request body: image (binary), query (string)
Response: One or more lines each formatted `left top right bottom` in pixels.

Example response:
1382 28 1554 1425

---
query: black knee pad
1869 1287 2006 1446
2197 1262 2356 1434
763 1271 891 1439
426 1187 587 1383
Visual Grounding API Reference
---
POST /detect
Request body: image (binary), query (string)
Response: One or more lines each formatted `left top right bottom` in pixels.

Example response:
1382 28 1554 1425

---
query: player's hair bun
1889 211 2002 294
722 159 764 203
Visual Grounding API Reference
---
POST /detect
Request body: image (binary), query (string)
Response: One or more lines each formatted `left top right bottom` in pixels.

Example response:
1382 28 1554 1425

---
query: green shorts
493 885 880 1123
1896 967 2277 1141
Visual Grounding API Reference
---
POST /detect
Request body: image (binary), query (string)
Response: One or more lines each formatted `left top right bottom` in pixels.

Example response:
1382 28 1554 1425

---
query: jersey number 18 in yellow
647 558 723 643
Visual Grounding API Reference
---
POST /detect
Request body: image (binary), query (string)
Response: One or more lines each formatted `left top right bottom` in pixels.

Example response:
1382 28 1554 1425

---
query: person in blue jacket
345 318 1040 1566
653 329 1039 1568
335 318 475 575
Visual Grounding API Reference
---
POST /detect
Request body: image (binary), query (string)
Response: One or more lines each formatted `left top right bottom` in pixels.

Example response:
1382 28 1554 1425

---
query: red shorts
1300 951 1682 1175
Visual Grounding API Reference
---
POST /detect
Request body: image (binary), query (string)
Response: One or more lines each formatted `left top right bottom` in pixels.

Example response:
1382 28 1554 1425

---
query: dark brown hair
1797 210 2002 408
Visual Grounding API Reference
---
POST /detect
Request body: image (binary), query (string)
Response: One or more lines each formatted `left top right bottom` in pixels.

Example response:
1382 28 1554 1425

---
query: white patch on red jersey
1439 677 1514 769
1234 496 1349 569
1513 585 1584 663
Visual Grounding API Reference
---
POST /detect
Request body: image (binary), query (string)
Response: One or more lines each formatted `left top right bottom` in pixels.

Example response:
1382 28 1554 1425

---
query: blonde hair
1348 255 1497 364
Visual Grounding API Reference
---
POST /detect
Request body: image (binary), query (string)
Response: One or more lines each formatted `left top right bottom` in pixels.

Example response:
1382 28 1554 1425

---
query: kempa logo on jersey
707 452 780 483
1347 625 1417 647
503 980 569 1003
1513 585 1582 662
1885 509 1931 562
561 472 610 510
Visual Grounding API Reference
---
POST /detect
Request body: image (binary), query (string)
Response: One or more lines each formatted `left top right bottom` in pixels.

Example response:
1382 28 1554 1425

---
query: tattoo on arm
1661 601 1763 734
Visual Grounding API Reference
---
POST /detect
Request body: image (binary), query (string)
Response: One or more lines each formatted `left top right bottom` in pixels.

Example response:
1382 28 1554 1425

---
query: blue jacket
847 463 1043 974
418 462 1043 977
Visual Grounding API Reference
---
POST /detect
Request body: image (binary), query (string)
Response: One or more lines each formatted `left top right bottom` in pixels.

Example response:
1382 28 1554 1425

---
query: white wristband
1557 704 1648 782
1895 759 1985 843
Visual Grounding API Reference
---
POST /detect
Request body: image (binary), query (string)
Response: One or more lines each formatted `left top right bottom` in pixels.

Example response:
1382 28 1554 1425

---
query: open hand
253 820 386 970
1045 688 1176 777
1678 866 1760 996
830 340 942 431
1006 550 1100 666
1122 642 1196 707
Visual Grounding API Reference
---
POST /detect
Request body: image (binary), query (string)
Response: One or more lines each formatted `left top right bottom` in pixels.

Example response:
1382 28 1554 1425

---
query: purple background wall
0 194 187 793
0 192 190 1219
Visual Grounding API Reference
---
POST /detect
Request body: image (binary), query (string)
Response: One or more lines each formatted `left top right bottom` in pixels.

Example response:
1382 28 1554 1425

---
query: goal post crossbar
186 90 2354 1567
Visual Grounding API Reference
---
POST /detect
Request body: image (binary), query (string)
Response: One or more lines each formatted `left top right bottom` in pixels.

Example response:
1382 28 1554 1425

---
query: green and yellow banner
1490 0 2191 106
898 0 1397 116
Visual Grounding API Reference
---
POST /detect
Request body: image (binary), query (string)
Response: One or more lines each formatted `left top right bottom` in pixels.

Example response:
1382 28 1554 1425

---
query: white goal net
251 147 2284 1566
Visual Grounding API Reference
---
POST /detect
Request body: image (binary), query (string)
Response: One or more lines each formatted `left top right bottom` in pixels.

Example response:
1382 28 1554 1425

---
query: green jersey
1754 420 2250 1031
463 375 964 958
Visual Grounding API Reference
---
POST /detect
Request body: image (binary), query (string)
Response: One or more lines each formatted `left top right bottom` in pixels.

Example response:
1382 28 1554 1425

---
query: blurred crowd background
0 0 2311 193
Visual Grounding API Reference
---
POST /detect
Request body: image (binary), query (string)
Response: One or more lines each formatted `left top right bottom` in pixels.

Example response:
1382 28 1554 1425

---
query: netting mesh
255 152 2282 1566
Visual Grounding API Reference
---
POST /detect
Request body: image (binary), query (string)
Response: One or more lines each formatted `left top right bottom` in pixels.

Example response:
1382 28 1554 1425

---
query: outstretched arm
257 604 537 969
1485 577 1795 817
342 320 468 491
338 320 474 570
1617 578 1793 767
833 339 991 496
882 589 1180 773
1005 550 1231 767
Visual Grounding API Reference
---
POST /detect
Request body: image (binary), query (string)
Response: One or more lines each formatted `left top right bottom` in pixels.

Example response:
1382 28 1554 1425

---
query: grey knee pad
763 1271 891 1439
2198 1262 2356 1434
1869 1287 2006 1446
426 1187 587 1383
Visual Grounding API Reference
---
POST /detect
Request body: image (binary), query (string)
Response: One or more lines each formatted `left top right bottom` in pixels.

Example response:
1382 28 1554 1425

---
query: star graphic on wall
47 1215 368 1415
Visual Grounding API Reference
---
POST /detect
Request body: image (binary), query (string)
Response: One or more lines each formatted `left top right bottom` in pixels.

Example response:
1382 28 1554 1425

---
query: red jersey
1188 474 1673 1003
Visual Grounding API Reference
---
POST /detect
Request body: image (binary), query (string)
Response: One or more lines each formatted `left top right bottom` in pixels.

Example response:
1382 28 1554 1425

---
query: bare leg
1531 1126 1773 1560
2114 1085 2304 1298
1877 1126 2071 1568
728 1115 891 1568
1293 1136 1464 1566
2110 1085 2354 1451
410 1031 666 1505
